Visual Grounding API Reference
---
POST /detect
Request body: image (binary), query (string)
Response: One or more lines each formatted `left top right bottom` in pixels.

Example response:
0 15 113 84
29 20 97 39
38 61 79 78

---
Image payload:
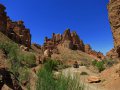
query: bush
95 61 105 72
103 59 115 68
0 42 35 87
36 69 84 90
19 67 30 83
92 60 97 66
18 52 36 68
36 59 84 90
92 60 105 72
44 59 59 72
0 42 36 68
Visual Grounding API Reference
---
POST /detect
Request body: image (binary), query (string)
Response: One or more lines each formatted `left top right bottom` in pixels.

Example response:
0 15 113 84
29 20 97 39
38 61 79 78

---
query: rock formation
0 4 31 48
106 48 118 59
85 44 104 59
71 31 84 51
43 29 85 51
43 29 104 59
43 29 84 51
107 0 120 58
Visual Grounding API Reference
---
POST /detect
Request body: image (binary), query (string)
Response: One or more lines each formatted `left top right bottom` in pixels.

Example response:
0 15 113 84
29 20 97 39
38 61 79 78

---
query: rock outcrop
0 4 31 48
43 29 85 51
87 76 101 83
85 44 104 59
107 0 120 58
106 48 118 59
43 29 104 59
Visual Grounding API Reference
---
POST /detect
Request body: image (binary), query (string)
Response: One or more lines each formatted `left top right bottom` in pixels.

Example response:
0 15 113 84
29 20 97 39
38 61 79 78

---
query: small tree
95 61 105 72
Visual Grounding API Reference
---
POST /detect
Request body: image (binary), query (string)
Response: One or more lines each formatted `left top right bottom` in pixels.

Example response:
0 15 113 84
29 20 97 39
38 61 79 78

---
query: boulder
36 55 46 64
44 49 52 57
20 45 29 51
87 76 101 83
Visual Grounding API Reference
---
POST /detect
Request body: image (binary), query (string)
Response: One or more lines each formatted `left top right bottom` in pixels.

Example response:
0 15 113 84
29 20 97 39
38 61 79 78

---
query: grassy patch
36 59 84 90
0 42 35 87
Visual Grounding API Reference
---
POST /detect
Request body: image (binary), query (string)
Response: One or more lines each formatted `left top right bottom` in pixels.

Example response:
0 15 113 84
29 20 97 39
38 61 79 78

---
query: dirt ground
62 66 107 90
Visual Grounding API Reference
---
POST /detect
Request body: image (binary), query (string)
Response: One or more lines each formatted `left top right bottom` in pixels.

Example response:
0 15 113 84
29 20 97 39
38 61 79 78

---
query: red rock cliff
107 0 120 58
0 4 31 48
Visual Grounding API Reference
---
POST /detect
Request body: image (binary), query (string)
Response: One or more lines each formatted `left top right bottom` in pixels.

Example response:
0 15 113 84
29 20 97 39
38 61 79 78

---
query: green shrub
92 60 105 72
36 68 84 90
19 67 30 82
92 60 97 66
0 42 36 68
80 72 88 75
103 59 115 68
36 59 84 90
95 61 105 72
44 59 59 72
18 53 36 67
0 42 35 86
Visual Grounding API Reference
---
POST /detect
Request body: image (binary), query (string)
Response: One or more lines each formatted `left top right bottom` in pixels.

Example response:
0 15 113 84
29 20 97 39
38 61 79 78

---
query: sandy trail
62 66 107 90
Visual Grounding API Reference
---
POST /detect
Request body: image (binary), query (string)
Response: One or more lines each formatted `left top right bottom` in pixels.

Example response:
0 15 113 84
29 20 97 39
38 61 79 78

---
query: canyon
0 0 120 90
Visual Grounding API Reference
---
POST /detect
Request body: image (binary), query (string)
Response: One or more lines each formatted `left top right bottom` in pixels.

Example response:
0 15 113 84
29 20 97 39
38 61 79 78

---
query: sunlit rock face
106 48 118 59
0 4 31 48
107 0 120 58
43 29 85 51
85 44 105 59
7 18 31 48
43 29 104 59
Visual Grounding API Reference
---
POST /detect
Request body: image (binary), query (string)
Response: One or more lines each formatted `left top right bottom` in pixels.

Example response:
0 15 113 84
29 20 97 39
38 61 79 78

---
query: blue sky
0 0 113 54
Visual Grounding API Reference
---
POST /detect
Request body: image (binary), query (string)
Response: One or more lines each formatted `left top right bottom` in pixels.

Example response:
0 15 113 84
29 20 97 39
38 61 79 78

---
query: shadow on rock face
116 46 120 58
0 68 22 90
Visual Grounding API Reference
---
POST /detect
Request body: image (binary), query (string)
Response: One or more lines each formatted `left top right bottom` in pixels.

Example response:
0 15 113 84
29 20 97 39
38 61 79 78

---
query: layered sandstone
0 4 31 48
107 0 120 58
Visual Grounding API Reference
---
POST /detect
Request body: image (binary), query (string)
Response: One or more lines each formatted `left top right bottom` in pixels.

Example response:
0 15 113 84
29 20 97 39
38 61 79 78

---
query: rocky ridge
0 4 31 48
0 3 104 60
43 29 104 59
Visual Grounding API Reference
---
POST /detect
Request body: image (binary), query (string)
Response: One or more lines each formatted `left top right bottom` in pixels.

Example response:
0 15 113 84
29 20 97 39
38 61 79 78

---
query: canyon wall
0 4 31 48
107 0 120 58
